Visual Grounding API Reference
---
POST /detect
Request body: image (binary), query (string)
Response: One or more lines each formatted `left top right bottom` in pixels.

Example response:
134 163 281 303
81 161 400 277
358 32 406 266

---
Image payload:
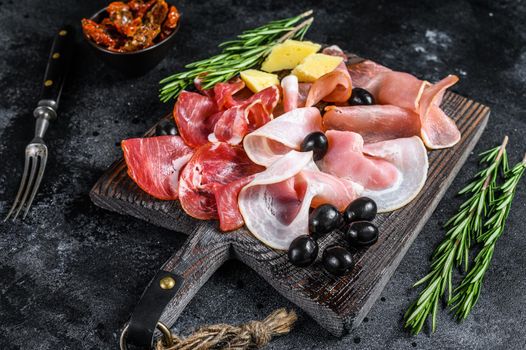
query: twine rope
155 308 297 350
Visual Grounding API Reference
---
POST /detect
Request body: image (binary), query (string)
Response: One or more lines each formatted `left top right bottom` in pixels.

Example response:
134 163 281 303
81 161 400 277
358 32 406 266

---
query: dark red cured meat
175 84 280 148
213 79 246 110
213 100 271 144
173 91 219 148
213 175 256 231
178 143 264 220
122 135 194 200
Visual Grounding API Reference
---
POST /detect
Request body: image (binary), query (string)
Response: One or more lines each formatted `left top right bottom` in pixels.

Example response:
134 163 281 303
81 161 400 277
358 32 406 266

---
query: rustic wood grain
90 75 489 337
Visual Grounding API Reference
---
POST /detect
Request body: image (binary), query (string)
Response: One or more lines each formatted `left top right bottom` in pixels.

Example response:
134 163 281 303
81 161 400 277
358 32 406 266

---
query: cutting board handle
122 223 231 349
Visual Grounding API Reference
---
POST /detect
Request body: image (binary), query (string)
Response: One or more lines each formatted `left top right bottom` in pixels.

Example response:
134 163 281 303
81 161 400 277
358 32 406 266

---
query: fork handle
35 25 75 121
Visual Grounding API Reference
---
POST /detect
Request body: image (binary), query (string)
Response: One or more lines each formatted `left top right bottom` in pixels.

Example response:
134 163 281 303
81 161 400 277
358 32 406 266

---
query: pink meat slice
173 91 219 148
305 46 352 107
317 130 399 190
323 105 421 143
243 107 323 166
122 135 194 200
281 75 299 112
238 150 359 250
347 59 461 149
214 174 257 231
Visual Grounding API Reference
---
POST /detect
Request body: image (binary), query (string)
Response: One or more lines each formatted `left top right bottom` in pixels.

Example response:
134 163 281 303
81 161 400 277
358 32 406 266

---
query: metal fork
4 26 74 221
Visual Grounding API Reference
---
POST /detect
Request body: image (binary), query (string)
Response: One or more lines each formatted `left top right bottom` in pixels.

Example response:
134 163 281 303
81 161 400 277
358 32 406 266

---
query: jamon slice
211 100 270 145
318 131 399 190
213 79 246 110
173 91 219 148
238 150 359 250
178 143 264 220
362 136 428 212
243 107 322 166
323 105 421 143
348 60 461 149
122 135 194 200
418 75 461 148
305 46 352 107
214 175 256 231
318 131 428 212
281 75 299 112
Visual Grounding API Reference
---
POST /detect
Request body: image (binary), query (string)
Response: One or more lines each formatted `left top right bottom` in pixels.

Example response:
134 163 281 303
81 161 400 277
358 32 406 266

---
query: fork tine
22 154 47 219
12 156 39 221
4 154 31 222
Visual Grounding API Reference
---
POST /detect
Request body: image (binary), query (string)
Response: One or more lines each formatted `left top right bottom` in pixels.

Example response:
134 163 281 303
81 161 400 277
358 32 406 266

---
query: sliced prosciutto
173 91 219 148
318 130 428 212
122 136 194 200
174 83 279 149
214 175 256 231
418 75 461 148
323 105 421 143
178 143 264 220
318 130 399 190
348 59 461 149
243 107 322 166
281 75 299 112
305 46 352 107
238 150 359 250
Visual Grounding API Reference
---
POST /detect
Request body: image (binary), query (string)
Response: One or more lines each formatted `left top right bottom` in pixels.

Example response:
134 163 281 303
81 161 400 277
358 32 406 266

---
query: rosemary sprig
449 152 526 320
159 11 314 102
403 137 508 335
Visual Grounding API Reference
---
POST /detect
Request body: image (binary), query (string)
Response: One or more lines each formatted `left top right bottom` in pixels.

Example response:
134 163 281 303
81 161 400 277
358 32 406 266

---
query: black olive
309 204 343 238
300 132 329 161
349 88 375 106
288 235 319 267
343 197 377 223
322 245 354 276
155 119 178 136
344 221 379 247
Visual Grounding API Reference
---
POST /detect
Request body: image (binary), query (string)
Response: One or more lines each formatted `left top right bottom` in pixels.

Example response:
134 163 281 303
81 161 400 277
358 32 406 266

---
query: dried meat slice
243 107 323 166
213 79 246 110
178 143 263 220
318 130 400 190
281 75 299 112
323 105 421 143
305 46 352 107
173 91 219 148
122 135 194 200
238 150 359 249
317 130 428 212
418 75 461 149
214 175 256 231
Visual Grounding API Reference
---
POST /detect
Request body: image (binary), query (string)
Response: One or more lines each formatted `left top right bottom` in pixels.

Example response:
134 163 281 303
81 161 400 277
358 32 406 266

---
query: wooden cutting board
90 60 489 336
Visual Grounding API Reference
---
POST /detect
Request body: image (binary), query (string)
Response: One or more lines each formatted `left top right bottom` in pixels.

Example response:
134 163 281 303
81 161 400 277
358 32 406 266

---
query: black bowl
83 5 180 76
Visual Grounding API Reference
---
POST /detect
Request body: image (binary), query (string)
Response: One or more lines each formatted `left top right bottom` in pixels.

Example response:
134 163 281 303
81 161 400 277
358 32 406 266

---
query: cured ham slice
348 60 461 149
173 91 219 148
211 100 270 145
175 84 279 148
323 105 421 143
305 46 352 107
318 131 400 190
178 143 263 220
281 75 299 112
362 136 428 212
238 150 359 250
214 175 256 231
318 130 428 212
122 136 194 200
243 107 323 166
418 75 461 148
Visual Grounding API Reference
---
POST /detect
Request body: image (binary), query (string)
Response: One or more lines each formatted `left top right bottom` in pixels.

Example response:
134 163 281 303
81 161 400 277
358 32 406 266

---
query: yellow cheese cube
291 53 343 83
240 69 280 93
261 39 321 72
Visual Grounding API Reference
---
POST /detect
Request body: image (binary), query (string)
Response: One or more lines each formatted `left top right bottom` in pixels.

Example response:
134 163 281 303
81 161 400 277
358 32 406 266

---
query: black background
0 0 525 349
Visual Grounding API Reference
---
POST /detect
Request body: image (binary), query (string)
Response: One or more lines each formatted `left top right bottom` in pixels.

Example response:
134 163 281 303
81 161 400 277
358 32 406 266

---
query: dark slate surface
0 0 525 349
